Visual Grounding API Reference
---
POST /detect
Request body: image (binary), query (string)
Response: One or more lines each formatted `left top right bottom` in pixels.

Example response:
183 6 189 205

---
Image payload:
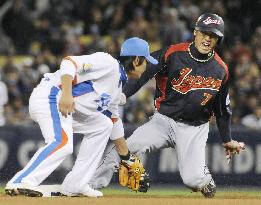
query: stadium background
0 0 261 192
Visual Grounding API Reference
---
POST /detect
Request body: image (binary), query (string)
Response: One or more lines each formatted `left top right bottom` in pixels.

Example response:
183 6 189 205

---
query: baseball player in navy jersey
89 13 245 198
5 37 158 197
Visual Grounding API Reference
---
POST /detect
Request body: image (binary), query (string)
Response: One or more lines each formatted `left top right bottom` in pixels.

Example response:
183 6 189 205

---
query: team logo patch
95 93 111 112
171 68 222 94
203 17 221 25
77 63 93 75
83 63 92 70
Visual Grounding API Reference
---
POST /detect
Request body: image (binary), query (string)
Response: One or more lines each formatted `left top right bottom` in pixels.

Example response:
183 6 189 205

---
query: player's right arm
58 58 77 117
59 74 75 117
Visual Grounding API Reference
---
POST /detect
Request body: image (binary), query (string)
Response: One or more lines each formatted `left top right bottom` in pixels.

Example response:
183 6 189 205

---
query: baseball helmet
195 13 224 44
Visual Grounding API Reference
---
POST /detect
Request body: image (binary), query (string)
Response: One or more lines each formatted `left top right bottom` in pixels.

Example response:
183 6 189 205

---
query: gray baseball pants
89 112 212 189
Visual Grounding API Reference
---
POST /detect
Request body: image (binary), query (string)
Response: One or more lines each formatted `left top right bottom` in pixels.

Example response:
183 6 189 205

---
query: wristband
119 150 130 161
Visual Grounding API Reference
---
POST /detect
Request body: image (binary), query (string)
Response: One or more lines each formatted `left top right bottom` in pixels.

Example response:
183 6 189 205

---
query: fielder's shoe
5 183 60 197
5 183 22 196
82 185 103 197
6 183 50 197
62 185 103 197
17 186 44 197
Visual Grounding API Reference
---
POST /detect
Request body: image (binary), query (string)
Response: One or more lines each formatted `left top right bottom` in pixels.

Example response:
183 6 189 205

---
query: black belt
173 117 206 126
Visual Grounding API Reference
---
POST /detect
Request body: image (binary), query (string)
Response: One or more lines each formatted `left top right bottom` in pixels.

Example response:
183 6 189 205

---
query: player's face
129 57 147 79
194 30 219 54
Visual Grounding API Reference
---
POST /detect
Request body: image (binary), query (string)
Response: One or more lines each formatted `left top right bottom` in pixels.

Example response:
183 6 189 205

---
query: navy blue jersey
123 42 232 142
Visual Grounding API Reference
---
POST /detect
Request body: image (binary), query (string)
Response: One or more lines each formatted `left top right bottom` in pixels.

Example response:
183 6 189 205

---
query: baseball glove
223 140 245 163
119 154 150 192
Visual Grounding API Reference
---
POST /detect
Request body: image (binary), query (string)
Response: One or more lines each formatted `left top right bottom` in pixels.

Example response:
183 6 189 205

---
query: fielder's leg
89 112 172 189
6 86 73 197
61 113 113 197
88 118 125 189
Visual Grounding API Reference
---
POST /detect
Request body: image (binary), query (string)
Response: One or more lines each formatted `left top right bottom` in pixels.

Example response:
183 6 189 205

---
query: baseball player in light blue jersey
5 37 158 197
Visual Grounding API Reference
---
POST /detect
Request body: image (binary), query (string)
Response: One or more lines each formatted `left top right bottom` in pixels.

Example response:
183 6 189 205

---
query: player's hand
223 140 245 163
59 94 75 117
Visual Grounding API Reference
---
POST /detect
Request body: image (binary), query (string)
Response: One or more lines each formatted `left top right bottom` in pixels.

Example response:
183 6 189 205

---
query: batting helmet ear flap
192 30 197 44
217 36 224 46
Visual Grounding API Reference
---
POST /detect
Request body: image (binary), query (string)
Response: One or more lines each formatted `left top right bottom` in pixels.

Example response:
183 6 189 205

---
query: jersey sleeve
105 94 125 140
213 77 232 143
63 53 116 84
78 53 115 83
110 118 124 140
123 48 168 98
60 57 77 79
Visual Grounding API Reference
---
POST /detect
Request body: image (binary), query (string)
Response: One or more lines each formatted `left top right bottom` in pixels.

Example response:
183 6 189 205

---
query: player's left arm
213 76 245 162
213 79 232 143
59 75 75 117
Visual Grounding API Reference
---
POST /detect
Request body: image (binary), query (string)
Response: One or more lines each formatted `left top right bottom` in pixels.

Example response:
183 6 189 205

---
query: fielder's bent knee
66 145 74 155
59 143 73 156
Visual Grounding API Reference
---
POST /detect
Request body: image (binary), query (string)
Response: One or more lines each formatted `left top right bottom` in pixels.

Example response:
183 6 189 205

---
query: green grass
102 187 261 197
1 186 260 198
104 186 199 195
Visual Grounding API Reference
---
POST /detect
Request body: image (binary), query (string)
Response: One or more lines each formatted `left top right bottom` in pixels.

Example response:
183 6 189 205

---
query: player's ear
193 30 197 36
132 56 139 67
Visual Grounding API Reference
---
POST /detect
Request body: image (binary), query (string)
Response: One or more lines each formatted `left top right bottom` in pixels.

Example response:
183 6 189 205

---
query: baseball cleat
200 179 216 198
18 186 54 197
6 183 50 197
5 188 18 196
50 192 65 197
61 185 103 197
81 185 103 197
5 183 22 196
17 188 43 197
58 191 81 197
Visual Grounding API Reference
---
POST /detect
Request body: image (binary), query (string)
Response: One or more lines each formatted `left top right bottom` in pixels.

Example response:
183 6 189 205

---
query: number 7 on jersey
201 93 212 106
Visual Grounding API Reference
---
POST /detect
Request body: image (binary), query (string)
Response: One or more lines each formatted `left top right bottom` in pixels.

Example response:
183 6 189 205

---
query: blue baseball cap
120 37 158 65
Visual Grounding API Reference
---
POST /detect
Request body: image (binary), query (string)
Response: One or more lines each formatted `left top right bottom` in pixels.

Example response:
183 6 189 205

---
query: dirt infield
1 194 261 205
1 187 261 205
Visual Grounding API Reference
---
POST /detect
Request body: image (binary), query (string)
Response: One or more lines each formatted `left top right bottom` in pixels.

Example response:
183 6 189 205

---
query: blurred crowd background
0 0 261 130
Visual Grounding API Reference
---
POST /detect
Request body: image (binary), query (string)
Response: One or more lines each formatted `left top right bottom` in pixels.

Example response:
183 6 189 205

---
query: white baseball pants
8 84 73 186
8 82 113 192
